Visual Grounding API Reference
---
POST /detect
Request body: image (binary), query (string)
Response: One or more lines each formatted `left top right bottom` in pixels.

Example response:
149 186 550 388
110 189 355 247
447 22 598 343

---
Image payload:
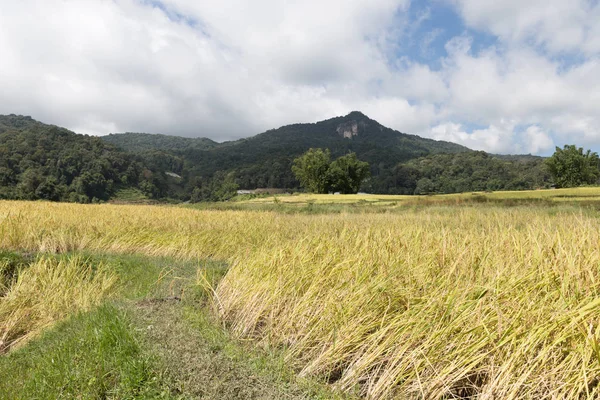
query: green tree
292 148 331 193
414 177 435 195
190 171 239 202
211 171 239 201
328 152 371 194
545 145 600 188
35 176 64 201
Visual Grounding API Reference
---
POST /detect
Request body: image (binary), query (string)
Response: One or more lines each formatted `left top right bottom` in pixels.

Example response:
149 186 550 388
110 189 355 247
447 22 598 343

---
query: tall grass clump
0 255 117 352
216 210 600 399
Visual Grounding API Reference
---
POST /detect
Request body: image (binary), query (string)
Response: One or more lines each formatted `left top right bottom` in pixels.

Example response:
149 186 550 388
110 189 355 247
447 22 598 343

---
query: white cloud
524 126 554 154
451 0 600 55
0 0 410 139
0 0 599 155
429 122 555 155
430 121 517 153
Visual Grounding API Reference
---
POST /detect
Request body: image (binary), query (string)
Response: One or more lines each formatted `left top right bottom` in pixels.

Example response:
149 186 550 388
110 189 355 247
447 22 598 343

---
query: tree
328 152 371 194
545 145 600 188
414 178 435 195
35 176 64 201
190 171 239 202
292 148 331 193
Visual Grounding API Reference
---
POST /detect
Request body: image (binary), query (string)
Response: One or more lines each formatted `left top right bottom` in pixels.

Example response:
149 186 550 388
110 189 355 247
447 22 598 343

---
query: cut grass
245 186 600 204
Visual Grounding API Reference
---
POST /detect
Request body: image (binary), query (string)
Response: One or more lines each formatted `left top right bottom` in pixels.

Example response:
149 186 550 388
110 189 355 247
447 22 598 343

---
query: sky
1 0 599 155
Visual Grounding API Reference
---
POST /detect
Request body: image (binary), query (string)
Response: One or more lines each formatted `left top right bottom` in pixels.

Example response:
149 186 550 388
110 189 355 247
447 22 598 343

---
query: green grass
0 304 177 400
111 188 149 203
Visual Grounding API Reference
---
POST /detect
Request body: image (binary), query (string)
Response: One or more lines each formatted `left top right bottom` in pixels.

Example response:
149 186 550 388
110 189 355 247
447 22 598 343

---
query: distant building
165 172 182 179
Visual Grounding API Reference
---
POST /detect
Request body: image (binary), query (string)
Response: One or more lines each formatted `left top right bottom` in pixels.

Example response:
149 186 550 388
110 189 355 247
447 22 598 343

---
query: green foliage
364 151 551 194
292 150 371 194
191 171 239 202
328 152 371 194
545 145 600 188
292 148 332 194
103 132 218 153
0 115 184 202
0 115 148 202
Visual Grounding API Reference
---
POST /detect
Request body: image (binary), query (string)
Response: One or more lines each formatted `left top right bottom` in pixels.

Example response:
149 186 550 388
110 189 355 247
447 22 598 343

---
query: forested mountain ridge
105 111 473 190
103 132 219 153
0 112 551 202
0 115 170 202
374 151 550 195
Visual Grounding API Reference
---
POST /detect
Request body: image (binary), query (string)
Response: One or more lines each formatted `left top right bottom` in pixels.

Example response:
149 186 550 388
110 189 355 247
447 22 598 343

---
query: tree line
291 145 600 194
1 114 599 202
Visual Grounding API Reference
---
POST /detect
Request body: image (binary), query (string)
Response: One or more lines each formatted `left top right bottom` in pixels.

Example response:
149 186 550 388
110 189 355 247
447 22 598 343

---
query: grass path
0 252 349 399
128 257 348 400
132 299 312 399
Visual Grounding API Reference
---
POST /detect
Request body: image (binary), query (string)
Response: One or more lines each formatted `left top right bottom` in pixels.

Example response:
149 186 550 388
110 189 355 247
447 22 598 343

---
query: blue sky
1 0 599 155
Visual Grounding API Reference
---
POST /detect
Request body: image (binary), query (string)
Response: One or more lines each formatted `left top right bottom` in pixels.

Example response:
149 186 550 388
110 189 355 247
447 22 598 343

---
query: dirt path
131 296 318 400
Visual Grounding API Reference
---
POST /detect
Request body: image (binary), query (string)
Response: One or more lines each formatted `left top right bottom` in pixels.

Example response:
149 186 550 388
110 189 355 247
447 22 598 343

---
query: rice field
248 186 600 205
2 195 600 398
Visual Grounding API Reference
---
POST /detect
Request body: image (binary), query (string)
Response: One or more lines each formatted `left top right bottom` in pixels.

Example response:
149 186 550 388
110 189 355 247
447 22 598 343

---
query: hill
103 111 549 195
105 111 475 192
103 132 219 153
0 113 551 202
0 115 170 202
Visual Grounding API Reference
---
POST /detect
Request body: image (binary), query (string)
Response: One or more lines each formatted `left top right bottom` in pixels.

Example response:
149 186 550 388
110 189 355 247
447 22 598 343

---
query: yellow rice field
2 199 600 398
249 186 600 205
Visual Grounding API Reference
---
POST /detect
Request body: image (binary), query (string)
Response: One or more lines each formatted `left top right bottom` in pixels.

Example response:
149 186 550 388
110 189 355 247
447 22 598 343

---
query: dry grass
2 200 600 398
216 209 600 399
0 256 117 352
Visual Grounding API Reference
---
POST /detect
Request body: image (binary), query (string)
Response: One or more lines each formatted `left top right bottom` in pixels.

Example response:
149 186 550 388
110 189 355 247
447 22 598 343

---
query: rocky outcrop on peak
337 120 360 139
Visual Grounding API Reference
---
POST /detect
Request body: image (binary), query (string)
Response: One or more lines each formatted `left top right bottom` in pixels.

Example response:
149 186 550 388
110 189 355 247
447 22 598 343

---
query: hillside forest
0 113 596 202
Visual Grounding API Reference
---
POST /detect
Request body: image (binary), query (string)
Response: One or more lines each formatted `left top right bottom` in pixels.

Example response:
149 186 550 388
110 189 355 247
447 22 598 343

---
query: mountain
103 132 219 153
0 114 170 202
0 112 551 202
104 111 474 191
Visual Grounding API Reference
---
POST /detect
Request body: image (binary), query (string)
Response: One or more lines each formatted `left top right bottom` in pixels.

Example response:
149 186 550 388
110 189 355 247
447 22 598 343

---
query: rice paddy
2 191 600 398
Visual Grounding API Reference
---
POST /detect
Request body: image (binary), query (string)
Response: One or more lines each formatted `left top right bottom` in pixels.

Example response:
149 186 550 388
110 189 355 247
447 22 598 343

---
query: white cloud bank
0 0 598 154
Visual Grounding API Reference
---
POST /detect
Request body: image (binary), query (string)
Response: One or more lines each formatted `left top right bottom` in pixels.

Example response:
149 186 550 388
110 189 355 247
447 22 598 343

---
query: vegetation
328 152 371 194
292 149 370 194
103 132 218 153
4 197 600 398
0 255 117 352
0 115 171 202
365 151 550 194
545 144 600 188
0 305 175 399
6 113 599 202
190 171 239 202
292 148 334 193
0 249 349 399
